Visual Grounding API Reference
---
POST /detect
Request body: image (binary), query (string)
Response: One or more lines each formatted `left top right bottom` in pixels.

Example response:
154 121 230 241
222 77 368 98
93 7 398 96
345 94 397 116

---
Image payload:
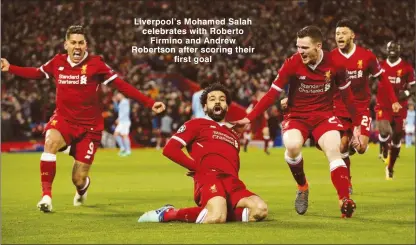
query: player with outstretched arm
234 26 359 218
1 25 166 212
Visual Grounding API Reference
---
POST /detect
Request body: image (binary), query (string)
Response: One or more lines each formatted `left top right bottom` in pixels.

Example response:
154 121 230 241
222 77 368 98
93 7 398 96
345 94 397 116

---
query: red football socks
163 207 204 223
330 159 350 200
388 143 401 171
163 207 251 223
227 207 247 222
40 153 57 197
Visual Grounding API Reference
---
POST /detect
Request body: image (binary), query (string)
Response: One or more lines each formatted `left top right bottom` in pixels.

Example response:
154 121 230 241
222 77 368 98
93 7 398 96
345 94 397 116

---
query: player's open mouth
214 106 222 114
73 50 82 59
337 40 345 44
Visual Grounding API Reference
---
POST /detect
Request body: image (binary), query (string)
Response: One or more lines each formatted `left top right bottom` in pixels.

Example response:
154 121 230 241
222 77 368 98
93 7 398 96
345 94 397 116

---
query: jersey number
361 115 372 131
84 142 94 159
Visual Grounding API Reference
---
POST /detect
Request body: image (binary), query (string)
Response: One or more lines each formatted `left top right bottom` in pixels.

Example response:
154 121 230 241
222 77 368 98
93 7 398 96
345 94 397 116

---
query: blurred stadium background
1 1 415 244
1 0 415 151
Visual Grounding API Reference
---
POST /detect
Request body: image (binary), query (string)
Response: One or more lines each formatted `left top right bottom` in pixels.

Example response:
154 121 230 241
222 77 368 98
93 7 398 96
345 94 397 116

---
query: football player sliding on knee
234 26 361 218
138 83 268 223
1 25 166 213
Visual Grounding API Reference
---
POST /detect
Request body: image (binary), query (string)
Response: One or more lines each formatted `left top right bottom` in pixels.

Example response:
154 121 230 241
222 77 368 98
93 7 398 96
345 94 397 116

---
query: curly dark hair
336 19 356 33
200 83 232 107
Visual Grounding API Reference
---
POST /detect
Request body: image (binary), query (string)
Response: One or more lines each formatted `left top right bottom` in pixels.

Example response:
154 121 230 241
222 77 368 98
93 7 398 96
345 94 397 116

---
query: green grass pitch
1 146 415 244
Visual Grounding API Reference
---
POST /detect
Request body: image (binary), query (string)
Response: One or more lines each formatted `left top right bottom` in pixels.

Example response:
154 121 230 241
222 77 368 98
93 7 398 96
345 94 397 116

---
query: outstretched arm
247 87 281 122
234 57 293 126
2 58 45 79
110 77 166 114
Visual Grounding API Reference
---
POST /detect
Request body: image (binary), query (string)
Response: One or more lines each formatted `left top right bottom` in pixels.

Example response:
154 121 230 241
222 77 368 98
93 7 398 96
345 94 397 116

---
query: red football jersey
40 53 117 130
272 50 350 117
377 58 415 111
331 45 383 117
171 117 241 177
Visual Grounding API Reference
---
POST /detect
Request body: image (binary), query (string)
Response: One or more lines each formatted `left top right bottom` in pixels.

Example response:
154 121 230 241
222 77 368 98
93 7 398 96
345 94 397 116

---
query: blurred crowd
1 0 415 145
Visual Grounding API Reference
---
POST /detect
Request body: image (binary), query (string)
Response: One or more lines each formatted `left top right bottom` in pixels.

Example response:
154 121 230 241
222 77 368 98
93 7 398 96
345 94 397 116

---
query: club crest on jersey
324 83 331 91
177 125 186 133
80 75 87 84
397 69 402 77
81 65 87 74
357 60 363 69
324 70 331 82
210 184 217 193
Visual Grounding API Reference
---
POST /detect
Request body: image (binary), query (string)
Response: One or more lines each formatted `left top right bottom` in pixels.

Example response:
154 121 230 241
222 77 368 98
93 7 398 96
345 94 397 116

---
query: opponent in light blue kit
114 92 131 156
405 104 415 148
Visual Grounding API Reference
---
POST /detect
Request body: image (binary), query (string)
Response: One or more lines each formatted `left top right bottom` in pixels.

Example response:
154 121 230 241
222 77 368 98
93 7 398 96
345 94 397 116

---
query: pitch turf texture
2 146 415 244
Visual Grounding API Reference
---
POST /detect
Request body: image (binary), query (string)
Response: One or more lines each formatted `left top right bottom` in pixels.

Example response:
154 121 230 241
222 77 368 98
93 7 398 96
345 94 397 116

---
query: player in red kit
331 19 401 193
244 92 271 155
1 25 166 212
234 26 359 218
375 41 415 179
138 83 268 224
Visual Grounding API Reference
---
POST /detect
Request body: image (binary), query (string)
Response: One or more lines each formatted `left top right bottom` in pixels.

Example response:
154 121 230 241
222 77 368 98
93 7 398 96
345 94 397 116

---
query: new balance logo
299 76 306 80
210 125 216 128
58 67 64 71
210 184 217 193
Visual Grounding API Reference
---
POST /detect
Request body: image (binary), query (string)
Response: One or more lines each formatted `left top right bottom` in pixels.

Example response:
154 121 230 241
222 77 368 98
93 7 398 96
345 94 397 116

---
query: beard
206 106 227 122
388 53 399 60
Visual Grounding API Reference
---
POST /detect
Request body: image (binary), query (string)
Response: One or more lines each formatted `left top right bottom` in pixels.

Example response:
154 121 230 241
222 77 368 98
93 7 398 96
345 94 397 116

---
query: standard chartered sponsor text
298 83 325 93
58 74 80 84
